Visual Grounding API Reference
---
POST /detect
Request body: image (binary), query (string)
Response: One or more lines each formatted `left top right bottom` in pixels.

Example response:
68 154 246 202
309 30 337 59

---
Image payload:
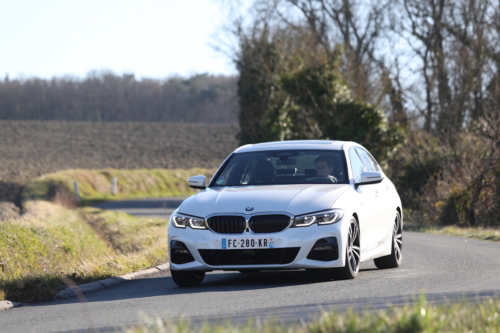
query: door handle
375 190 379 197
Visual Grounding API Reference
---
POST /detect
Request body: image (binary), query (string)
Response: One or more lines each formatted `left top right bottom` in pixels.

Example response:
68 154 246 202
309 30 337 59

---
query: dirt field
0 121 239 202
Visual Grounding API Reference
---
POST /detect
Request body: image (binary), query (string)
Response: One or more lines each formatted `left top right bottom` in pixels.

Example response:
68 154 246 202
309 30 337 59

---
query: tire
374 211 403 269
330 218 360 280
170 268 205 287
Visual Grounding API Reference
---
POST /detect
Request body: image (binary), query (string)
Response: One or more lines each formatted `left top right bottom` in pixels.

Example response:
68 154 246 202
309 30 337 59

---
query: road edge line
0 300 27 311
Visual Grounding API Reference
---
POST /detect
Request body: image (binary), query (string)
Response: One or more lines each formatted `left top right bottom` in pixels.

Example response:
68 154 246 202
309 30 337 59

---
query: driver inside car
315 155 338 182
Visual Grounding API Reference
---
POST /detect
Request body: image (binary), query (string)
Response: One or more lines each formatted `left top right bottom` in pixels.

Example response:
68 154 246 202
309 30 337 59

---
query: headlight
293 209 344 227
171 212 206 229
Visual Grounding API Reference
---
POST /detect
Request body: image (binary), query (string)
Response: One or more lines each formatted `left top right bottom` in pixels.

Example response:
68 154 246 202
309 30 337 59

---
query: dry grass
403 209 500 242
22 168 215 204
405 224 500 243
1 165 216 303
0 201 169 303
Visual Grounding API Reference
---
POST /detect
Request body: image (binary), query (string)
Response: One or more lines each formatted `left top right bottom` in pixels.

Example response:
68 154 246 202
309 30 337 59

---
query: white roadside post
73 181 80 202
112 177 118 195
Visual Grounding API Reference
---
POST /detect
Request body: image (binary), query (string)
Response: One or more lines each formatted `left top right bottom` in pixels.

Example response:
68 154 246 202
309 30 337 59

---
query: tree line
0 71 238 123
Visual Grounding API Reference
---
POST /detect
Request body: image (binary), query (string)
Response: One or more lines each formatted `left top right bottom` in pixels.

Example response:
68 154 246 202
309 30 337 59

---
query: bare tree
393 0 499 136
259 0 408 126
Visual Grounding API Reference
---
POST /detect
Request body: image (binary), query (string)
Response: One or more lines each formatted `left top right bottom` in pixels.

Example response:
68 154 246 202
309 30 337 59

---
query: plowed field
0 121 239 201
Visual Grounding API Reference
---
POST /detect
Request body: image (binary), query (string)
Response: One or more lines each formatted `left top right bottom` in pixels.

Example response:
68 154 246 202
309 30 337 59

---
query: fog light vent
307 237 339 261
170 240 195 264
314 245 332 251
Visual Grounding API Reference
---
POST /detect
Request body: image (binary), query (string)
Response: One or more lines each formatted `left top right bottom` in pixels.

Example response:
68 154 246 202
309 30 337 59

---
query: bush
235 27 403 162
389 129 500 228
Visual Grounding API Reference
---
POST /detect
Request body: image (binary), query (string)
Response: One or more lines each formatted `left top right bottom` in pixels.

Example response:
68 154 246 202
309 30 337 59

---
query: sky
0 0 239 80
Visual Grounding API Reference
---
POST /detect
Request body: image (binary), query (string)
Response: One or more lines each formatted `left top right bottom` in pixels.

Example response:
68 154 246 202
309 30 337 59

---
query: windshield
211 150 348 187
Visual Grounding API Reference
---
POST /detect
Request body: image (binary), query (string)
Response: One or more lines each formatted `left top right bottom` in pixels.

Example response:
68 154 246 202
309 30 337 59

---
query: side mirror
188 175 206 189
355 171 384 188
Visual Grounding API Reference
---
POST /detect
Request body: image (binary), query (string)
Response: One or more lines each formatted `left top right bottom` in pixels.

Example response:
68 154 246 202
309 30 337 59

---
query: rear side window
355 148 380 172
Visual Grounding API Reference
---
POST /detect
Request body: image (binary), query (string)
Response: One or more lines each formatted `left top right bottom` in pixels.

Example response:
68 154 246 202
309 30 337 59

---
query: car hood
179 184 350 217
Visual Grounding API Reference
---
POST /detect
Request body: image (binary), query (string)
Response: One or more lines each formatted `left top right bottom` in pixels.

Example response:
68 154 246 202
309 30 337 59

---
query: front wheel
170 269 205 287
329 218 360 280
374 211 403 269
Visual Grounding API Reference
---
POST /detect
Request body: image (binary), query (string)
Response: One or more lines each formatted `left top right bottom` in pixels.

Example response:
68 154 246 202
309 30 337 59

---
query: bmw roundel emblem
245 206 254 211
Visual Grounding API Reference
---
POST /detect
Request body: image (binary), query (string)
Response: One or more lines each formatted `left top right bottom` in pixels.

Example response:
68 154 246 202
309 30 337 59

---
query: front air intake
307 237 339 261
170 241 195 264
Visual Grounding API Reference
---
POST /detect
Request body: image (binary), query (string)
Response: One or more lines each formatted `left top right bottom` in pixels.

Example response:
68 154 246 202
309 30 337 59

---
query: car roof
234 140 357 153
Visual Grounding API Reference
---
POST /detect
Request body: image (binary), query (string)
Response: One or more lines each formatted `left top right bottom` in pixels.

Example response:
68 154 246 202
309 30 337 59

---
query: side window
355 148 379 172
349 149 365 183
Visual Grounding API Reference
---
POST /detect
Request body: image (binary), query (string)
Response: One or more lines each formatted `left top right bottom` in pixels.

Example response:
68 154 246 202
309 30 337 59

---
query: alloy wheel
393 212 403 263
347 219 361 274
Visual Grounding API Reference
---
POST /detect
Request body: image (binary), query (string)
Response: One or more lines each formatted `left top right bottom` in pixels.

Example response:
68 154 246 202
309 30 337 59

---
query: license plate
221 238 274 249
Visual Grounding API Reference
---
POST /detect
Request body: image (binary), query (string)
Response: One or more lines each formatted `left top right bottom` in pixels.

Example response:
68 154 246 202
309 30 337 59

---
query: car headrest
253 159 275 183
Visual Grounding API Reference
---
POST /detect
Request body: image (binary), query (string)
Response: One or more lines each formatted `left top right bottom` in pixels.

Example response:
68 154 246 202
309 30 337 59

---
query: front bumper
168 220 347 271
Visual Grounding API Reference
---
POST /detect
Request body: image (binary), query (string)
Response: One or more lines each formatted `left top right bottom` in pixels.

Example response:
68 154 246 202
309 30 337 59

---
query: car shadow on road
34 267 381 307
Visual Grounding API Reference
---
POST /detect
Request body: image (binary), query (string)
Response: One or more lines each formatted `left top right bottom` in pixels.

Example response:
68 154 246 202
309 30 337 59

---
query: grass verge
404 224 500 243
22 168 215 205
0 201 168 303
403 209 500 243
122 297 500 332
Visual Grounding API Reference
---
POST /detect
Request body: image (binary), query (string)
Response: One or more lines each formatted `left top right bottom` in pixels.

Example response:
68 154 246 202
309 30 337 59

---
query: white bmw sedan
168 140 403 286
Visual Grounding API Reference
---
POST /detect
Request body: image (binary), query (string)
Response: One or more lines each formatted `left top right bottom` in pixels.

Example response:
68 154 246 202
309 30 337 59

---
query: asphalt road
1 198 500 333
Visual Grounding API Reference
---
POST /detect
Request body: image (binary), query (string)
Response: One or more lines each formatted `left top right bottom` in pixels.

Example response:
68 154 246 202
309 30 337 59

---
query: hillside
0 121 239 201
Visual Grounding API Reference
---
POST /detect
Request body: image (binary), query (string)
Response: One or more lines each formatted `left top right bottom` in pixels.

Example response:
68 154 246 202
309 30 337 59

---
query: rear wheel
374 211 403 269
330 218 360 280
170 268 205 286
